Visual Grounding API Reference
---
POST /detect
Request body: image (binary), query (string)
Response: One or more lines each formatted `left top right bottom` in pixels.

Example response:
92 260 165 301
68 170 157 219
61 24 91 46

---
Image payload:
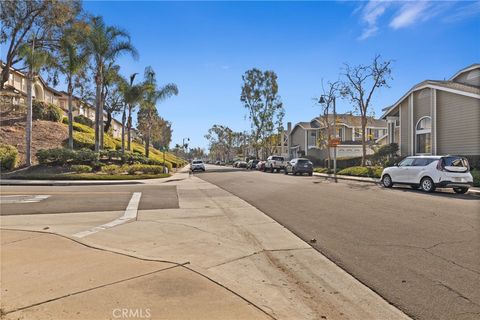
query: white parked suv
191 159 205 172
265 155 286 173
381 155 473 193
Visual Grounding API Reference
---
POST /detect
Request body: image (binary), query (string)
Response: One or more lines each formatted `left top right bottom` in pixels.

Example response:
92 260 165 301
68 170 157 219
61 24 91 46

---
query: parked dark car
284 158 313 176
247 159 259 170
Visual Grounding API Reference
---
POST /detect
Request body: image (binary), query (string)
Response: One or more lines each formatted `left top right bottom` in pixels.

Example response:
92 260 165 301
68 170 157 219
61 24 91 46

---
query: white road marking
73 192 142 238
0 195 50 204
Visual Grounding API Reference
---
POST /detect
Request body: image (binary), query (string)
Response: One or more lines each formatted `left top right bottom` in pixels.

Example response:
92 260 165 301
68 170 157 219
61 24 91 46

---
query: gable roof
449 63 480 81
382 67 480 119
313 113 386 128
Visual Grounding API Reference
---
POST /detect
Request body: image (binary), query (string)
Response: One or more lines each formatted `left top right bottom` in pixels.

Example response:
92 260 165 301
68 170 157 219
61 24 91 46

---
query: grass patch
6 173 170 180
337 166 383 178
313 167 331 174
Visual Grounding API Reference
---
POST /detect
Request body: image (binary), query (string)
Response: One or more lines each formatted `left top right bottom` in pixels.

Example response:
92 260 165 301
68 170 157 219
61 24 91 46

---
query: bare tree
341 55 392 166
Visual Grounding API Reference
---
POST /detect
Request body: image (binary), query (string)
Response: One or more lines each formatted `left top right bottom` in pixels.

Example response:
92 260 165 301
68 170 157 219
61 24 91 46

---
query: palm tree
118 72 144 152
57 29 88 149
138 67 178 158
84 16 137 151
18 38 52 166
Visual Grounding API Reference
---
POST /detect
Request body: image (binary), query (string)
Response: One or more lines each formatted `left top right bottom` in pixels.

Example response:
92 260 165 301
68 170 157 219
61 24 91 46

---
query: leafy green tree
240 68 284 158
342 55 392 166
137 67 178 158
83 16 138 151
118 73 144 152
0 0 81 89
205 124 236 163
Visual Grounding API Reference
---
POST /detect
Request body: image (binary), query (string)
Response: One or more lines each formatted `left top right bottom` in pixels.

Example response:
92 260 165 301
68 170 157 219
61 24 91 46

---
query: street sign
329 138 340 147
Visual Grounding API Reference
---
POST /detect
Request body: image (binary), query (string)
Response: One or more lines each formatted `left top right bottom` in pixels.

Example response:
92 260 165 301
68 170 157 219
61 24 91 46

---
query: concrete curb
0 179 144 186
313 172 480 196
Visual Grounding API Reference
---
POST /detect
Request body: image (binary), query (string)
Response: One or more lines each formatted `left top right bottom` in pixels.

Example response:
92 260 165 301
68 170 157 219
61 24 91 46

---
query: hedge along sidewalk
313 172 480 196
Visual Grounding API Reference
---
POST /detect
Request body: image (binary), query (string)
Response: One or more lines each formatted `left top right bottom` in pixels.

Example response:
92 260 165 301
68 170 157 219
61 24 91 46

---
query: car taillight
436 160 444 171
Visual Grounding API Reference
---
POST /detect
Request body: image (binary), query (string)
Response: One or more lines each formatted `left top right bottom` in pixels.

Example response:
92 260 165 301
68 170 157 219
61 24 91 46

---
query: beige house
288 114 387 160
1 64 123 139
381 64 480 157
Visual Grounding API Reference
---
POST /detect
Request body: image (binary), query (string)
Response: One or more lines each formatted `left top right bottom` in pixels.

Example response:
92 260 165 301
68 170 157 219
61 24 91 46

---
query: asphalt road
0 185 179 215
197 165 480 320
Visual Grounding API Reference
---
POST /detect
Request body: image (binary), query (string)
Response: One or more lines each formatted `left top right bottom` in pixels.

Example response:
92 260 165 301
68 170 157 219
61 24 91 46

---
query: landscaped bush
125 164 164 175
0 143 19 171
70 164 92 173
72 131 116 150
74 148 99 164
371 143 399 166
337 166 383 178
313 167 331 174
32 101 63 122
101 164 123 174
471 169 480 187
72 122 95 133
37 148 76 165
74 115 94 128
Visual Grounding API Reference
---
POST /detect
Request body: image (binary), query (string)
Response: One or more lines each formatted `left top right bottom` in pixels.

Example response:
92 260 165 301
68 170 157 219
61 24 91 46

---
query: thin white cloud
355 0 480 40
358 0 393 40
443 0 480 22
390 1 430 29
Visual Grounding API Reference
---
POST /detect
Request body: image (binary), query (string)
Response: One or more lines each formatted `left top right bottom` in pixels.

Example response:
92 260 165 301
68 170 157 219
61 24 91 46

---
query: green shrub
74 115 94 128
124 164 164 175
314 167 330 174
101 164 123 174
32 101 63 122
337 166 383 178
0 143 19 171
72 131 116 150
71 164 92 173
471 169 480 187
72 122 95 133
74 148 99 164
36 148 76 165
62 116 68 124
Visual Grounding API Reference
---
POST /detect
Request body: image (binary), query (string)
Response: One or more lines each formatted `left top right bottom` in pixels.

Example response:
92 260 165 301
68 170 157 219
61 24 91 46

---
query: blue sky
37 1 480 149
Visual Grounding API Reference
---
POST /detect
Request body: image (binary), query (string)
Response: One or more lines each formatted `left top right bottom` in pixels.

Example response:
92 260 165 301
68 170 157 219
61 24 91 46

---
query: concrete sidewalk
1 169 411 320
0 229 270 320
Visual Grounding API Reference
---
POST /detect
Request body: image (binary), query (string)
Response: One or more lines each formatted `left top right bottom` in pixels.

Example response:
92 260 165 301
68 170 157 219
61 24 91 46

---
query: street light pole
332 96 337 183
319 95 338 183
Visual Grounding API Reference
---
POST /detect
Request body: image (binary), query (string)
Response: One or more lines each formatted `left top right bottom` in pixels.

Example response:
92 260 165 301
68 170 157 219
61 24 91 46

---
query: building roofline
449 63 480 81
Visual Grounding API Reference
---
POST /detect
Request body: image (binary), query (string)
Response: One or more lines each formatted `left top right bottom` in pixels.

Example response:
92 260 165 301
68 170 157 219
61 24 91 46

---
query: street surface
197 165 480 320
0 170 410 320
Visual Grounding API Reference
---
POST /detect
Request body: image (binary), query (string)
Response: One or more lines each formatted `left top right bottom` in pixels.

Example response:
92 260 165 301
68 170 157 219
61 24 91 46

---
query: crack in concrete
3 263 187 315
1 234 46 246
436 281 480 307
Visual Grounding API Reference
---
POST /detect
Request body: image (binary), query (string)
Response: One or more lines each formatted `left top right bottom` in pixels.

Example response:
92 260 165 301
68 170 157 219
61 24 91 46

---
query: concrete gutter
313 172 480 196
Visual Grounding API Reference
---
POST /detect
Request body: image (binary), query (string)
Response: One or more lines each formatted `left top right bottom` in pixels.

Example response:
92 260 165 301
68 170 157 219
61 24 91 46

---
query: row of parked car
233 156 314 176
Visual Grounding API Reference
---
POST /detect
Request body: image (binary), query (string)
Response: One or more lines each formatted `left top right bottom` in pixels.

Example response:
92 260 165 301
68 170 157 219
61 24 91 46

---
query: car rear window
192 161 203 164
272 157 284 161
297 159 310 164
441 156 469 168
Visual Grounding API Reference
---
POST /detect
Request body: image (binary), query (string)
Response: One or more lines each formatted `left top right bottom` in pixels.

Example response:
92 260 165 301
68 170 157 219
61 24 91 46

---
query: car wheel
270 167 274 173
453 187 468 194
308 172 313 176
382 174 393 188
420 177 436 193
284 169 289 175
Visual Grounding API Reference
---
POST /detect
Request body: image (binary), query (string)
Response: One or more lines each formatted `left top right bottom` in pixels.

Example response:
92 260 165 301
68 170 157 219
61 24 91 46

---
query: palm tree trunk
67 79 74 149
99 85 105 150
94 68 102 152
121 103 126 154
25 73 33 167
145 125 150 158
127 104 132 151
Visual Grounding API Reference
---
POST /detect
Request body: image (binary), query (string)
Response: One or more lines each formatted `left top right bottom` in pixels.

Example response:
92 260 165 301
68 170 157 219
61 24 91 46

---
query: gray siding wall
436 91 480 155
413 89 432 123
400 99 410 156
290 127 306 151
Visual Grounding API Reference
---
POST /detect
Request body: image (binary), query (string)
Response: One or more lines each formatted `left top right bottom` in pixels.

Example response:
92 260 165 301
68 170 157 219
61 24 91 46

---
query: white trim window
416 116 432 154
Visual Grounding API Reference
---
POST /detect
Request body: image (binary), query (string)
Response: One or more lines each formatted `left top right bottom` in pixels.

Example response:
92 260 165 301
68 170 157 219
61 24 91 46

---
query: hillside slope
0 119 68 166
